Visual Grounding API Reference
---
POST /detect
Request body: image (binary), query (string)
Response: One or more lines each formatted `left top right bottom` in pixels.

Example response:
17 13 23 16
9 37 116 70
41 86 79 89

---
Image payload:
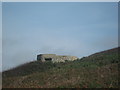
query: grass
2 47 119 88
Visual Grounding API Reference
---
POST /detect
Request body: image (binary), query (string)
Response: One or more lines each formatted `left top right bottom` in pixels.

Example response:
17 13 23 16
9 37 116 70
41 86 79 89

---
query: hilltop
2 47 119 88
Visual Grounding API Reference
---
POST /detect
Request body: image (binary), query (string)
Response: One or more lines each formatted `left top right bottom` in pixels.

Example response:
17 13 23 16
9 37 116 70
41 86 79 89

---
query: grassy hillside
2 47 119 88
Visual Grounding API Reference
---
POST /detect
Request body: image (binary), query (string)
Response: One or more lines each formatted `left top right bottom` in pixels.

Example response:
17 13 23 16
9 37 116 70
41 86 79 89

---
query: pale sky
2 2 118 71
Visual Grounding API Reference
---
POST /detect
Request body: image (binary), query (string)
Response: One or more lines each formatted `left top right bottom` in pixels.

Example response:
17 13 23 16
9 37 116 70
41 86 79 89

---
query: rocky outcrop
37 54 78 63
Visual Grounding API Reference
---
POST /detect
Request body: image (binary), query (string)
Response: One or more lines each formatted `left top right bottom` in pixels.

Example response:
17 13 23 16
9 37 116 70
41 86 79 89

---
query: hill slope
2 47 119 88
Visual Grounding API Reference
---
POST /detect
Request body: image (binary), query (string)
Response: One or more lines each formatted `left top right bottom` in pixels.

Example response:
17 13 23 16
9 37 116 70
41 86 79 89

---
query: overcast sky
2 2 118 71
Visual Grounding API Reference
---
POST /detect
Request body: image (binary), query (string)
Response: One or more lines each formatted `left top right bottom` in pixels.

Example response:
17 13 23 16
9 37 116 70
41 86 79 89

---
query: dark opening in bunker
45 58 52 61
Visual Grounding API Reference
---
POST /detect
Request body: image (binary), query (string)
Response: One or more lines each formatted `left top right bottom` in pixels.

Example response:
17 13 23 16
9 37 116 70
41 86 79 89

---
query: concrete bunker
37 54 78 62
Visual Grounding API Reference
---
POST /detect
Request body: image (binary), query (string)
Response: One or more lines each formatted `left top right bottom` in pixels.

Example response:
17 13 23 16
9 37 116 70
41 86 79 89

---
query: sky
2 2 118 71
0 1 2 72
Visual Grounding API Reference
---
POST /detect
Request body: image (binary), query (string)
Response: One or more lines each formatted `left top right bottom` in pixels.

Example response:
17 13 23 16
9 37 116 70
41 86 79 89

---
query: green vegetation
2 47 119 88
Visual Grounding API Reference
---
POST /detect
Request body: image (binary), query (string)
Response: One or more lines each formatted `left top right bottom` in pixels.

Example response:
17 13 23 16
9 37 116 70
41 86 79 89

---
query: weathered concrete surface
37 54 78 63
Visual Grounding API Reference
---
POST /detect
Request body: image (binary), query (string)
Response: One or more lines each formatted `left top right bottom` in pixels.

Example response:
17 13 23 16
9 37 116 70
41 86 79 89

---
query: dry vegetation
2 47 119 88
